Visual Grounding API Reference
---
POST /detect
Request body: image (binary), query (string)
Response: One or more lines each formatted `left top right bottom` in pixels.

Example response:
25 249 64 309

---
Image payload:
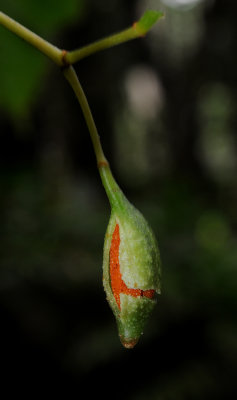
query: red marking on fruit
109 224 155 309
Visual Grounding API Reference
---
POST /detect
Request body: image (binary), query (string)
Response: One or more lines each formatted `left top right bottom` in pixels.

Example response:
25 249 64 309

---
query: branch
66 10 164 64
0 11 63 65
0 10 164 66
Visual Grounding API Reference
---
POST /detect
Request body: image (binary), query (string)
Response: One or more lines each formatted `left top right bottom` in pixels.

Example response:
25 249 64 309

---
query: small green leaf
137 10 164 35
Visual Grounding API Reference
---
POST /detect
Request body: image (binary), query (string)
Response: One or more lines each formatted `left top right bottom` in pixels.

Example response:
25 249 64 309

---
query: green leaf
0 0 85 118
0 28 46 118
137 10 164 34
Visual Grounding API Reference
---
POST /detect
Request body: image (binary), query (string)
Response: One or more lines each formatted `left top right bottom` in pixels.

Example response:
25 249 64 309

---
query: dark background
0 0 236 398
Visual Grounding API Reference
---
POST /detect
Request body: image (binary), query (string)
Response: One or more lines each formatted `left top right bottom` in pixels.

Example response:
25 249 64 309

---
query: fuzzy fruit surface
110 223 156 309
101 165 161 348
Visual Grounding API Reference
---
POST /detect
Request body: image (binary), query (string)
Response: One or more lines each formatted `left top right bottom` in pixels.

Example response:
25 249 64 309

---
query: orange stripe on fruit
109 224 155 309
109 224 121 308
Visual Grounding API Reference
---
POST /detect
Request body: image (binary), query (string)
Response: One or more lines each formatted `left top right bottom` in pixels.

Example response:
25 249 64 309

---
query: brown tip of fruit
120 336 139 349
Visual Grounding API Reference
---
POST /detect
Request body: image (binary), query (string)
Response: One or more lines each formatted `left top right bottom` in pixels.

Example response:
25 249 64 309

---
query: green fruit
100 163 161 348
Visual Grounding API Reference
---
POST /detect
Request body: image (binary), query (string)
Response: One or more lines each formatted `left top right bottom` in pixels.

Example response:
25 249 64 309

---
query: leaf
0 28 46 118
0 0 85 118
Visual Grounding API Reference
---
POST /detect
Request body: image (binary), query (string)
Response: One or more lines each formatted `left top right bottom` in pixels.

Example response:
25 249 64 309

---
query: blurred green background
0 0 236 398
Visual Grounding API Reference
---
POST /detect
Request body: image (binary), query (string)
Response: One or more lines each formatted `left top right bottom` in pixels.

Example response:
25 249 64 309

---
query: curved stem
0 11 63 65
0 10 163 67
65 10 163 64
63 66 108 166
0 9 163 206
62 65 123 208
66 26 140 64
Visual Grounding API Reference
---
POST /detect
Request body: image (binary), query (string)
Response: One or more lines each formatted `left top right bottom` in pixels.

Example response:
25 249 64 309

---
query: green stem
65 10 163 64
63 66 107 166
0 10 163 66
0 9 163 206
62 65 121 207
0 11 63 65
66 25 141 64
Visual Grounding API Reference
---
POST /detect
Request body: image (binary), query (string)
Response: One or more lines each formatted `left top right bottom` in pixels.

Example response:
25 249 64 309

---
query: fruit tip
120 336 139 349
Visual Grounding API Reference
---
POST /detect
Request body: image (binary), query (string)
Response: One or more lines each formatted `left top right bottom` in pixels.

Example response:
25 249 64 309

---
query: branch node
61 49 70 68
98 160 109 168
